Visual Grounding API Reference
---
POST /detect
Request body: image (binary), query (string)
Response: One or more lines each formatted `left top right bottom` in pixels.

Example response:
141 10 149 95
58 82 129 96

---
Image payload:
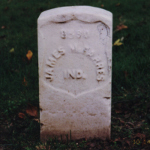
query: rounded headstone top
38 6 112 25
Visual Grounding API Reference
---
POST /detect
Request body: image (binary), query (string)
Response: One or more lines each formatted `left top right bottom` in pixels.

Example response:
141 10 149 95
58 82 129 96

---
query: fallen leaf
26 50 33 61
113 19 127 34
18 112 25 119
147 140 150 144
22 77 27 86
9 48 14 53
26 104 38 117
113 39 123 46
33 118 40 123
116 24 128 31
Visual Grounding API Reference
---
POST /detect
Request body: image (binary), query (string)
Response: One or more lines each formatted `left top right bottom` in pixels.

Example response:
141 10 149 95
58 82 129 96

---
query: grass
0 0 150 149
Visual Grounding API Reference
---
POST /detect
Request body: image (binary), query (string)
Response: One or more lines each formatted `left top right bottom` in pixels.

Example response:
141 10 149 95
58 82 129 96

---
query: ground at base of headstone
1 98 150 150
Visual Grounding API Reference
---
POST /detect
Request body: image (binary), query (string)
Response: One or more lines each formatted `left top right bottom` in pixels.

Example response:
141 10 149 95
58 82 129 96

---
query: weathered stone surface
38 6 112 141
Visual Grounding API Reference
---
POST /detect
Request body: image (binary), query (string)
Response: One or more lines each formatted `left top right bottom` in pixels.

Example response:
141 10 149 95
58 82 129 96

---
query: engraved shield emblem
39 18 111 97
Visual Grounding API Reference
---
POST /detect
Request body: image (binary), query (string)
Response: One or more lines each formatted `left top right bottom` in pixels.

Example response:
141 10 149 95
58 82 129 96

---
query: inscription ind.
64 69 86 79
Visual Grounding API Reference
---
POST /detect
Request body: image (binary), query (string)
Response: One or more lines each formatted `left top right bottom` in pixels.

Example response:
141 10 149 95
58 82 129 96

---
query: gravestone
38 6 112 141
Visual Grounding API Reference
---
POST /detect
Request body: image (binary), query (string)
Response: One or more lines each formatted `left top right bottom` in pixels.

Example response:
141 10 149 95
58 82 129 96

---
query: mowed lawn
0 0 150 149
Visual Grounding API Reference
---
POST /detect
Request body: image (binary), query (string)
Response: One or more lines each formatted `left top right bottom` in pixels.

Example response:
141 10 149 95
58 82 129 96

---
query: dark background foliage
0 0 150 149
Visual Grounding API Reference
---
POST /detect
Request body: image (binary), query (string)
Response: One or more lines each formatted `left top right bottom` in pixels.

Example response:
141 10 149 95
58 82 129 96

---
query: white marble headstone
38 6 112 141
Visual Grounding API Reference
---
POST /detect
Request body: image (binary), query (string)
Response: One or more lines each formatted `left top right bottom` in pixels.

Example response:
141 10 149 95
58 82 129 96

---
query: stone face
38 6 112 141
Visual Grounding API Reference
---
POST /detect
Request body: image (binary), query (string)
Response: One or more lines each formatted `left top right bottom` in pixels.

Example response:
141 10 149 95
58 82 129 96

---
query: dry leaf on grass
147 140 150 144
33 118 40 123
26 104 38 117
9 48 14 53
113 39 123 46
114 23 128 33
18 112 25 119
26 50 33 61
116 24 128 31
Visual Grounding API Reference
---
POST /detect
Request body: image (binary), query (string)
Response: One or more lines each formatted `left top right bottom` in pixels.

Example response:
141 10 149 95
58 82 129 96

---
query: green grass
0 0 150 149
